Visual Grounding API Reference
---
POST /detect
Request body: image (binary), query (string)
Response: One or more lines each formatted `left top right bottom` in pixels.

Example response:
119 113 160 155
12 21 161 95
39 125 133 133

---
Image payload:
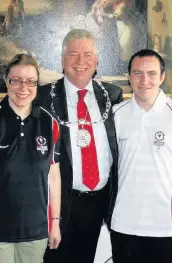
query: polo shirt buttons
16 116 19 119
21 122 24 136
0 105 2 109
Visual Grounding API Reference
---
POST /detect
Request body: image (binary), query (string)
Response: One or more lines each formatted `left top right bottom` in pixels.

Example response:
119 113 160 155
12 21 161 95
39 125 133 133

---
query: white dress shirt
64 77 113 191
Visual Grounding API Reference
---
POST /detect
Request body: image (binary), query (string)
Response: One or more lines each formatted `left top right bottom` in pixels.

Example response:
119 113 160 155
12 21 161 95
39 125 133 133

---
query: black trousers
44 186 108 263
111 230 172 263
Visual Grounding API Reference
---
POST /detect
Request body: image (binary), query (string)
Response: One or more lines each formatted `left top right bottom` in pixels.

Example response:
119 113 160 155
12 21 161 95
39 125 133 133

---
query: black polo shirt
0 96 60 242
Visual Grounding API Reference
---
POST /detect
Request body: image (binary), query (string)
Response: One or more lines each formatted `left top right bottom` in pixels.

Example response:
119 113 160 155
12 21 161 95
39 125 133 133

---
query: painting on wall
147 0 172 95
0 0 147 94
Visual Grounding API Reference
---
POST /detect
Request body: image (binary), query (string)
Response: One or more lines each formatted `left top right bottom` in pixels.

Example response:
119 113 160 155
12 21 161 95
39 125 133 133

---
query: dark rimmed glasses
8 78 38 87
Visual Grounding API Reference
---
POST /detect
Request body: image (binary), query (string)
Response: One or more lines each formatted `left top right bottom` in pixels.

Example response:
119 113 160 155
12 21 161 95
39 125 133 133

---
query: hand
48 221 61 249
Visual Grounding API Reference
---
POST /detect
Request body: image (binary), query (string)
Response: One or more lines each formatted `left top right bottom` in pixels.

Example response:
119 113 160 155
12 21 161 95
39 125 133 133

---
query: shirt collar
0 95 41 119
151 89 166 111
31 101 41 118
64 76 94 99
130 89 166 114
130 93 143 113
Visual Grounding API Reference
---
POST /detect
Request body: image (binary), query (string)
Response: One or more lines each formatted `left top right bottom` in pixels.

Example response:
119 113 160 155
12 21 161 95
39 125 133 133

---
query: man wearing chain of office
37 28 123 263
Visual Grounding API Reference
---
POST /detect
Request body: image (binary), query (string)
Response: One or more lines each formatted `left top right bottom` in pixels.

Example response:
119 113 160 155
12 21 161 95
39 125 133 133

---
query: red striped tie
77 89 100 190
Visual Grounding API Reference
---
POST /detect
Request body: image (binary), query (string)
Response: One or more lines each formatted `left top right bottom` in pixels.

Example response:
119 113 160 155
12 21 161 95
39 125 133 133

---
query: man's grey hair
61 29 98 56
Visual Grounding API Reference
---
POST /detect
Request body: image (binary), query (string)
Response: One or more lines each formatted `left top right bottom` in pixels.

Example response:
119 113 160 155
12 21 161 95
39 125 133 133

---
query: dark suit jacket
36 77 123 234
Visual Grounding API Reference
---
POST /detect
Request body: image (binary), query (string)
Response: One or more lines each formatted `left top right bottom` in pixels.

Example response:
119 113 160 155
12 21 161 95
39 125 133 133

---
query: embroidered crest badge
153 131 165 149
36 136 48 154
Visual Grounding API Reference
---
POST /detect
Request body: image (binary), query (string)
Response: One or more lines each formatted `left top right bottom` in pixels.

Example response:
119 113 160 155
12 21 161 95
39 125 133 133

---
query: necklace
50 79 111 127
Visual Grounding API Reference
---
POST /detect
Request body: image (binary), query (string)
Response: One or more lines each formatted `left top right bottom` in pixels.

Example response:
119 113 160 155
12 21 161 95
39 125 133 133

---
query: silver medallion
77 129 91 148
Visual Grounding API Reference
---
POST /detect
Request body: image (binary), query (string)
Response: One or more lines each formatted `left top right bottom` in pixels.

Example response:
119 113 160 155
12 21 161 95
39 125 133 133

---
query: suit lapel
54 79 72 164
93 81 117 160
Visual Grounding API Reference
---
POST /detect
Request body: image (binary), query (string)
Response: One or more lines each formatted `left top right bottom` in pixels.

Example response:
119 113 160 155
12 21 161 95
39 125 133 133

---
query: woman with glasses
0 54 61 263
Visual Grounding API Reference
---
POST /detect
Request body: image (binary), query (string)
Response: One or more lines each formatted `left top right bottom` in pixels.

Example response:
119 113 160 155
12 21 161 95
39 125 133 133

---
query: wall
147 0 172 94
0 1 171 100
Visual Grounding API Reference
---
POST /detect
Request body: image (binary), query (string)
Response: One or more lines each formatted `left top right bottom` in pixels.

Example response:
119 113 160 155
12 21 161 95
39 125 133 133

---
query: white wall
94 225 112 263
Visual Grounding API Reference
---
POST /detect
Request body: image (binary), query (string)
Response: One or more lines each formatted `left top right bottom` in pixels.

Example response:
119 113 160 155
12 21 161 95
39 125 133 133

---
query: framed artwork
0 0 166 99
147 0 172 96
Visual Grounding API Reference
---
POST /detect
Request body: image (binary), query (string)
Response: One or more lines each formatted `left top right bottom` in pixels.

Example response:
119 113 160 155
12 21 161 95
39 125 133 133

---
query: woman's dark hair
4 53 40 80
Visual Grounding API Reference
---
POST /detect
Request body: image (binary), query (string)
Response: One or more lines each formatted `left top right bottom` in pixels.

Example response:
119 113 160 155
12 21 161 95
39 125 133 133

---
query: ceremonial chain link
50 79 111 127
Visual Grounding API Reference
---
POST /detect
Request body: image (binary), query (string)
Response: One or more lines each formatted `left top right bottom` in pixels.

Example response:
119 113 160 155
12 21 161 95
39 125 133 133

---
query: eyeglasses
8 78 38 87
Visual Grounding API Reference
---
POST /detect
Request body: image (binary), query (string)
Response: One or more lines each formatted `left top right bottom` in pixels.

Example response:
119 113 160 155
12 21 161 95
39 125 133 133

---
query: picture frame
0 0 171 99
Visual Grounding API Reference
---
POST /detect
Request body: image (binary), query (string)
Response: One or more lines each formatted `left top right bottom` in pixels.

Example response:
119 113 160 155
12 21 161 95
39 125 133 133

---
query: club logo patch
153 131 165 149
36 136 48 154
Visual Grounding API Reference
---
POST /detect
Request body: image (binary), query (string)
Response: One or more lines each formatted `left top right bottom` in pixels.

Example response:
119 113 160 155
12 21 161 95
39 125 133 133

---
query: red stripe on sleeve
52 118 59 144
50 118 59 164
